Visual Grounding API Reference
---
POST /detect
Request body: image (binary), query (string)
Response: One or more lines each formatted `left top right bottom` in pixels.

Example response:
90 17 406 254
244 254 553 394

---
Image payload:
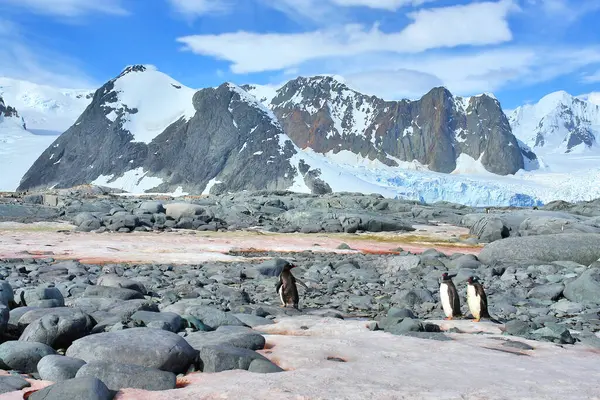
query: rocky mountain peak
509 90 600 154
117 64 156 79
0 95 25 129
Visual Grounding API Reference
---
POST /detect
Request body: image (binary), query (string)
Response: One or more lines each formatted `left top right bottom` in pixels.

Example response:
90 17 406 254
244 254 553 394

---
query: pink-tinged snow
105 317 600 399
0 224 479 264
104 65 197 144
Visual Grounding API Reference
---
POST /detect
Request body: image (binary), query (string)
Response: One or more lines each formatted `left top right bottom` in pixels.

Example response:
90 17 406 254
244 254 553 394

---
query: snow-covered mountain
509 91 600 154
0 77 93 134
0 96 57 191
9 66 600 206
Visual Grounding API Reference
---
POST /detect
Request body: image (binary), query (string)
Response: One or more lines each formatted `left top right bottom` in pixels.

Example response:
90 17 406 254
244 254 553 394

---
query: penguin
466 276 500 323
275 263 308 309
439 272 461 320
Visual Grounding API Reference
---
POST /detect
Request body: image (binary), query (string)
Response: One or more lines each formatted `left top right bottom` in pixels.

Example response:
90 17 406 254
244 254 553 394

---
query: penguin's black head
467 276 476 284
441 272 449 280
284 263 297 271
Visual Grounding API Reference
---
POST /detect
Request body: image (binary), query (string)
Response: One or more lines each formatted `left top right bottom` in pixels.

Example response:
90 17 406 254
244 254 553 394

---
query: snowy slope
0 77 93 134
509 91 600 154
0 98 56 191
102 65 197 144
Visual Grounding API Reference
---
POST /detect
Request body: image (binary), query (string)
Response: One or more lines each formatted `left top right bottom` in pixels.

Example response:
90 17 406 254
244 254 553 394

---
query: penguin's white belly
440 283 453 317
278 285 286 305
467 285 480 319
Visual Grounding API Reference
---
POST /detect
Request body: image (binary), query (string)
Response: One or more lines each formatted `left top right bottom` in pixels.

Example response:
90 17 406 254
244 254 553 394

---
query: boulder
28 377 113 400
0 375 31 394
563 267 600 304
199 344 270 373
19 310 96 349
0 341 56 373
76 361 176 391
66 328 197 374
478 234 600 266
37 355 86 382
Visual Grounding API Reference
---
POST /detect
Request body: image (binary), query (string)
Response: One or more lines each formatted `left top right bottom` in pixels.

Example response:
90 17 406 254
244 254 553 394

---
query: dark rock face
76 361 177 391
17 67 314 195
0 96 24 128
268 77 525 175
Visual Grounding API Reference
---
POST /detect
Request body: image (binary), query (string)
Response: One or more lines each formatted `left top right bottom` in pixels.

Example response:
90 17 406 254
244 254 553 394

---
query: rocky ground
0 186 599 399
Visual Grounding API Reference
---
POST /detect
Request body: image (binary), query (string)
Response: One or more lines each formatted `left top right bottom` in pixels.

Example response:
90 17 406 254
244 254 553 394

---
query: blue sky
0 0 599 109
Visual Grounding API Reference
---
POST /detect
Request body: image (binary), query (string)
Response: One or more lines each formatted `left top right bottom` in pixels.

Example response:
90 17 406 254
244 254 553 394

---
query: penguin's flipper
275 280 282 294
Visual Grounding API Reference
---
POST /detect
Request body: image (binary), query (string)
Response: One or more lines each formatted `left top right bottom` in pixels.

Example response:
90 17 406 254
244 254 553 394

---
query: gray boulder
66 328 197 374
0 281 14 307
22 286 65 308
19 310 96 349
0 375 31 394
82 285 145 300
161 303 246 330
0 305 8 335
563 267 600 304
199 344 270 373
96 274 147 294
248 358 284 373
0 341 56 373
526 283 564 301
38 355 86 382
28 377 113 400
478 234 600 265
469 216 509 242
130 310 183 332
76 361 176 391
185 327 265 352
519 216 600 236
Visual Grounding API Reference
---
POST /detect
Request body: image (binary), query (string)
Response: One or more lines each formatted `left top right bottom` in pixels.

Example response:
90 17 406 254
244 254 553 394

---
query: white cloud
0 0 128 17
525 0 600 23
314 46 600 100
0 20 97 88
177 0 517 74
582 70 600 83
167 0 231 18
330 0 436 10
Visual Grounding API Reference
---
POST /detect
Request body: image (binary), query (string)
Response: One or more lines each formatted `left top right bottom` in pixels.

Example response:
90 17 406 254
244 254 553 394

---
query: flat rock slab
478 233 600 266
0 227 479 265
28 376 113 400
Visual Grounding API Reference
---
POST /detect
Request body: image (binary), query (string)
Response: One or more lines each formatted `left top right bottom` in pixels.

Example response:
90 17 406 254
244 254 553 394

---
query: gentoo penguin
466 276 492 322
439 272 461 320
275 263 308 309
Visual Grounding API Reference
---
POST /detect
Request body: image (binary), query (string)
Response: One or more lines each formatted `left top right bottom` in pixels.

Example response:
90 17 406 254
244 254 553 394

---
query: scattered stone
0 375 31 394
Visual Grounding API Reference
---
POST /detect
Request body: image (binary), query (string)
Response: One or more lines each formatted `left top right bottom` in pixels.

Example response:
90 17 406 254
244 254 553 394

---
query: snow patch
106 68 196 144
202 178 222 195
91 168 163 193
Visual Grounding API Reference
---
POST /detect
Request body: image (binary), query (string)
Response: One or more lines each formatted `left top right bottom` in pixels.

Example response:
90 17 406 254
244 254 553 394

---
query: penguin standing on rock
466 276 500 323
256 258 308 309
439 272 461 320
276 263 307 309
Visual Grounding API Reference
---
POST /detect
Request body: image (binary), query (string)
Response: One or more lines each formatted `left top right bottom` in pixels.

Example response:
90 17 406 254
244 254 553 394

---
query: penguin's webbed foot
444 317 453 320
472 318 481 322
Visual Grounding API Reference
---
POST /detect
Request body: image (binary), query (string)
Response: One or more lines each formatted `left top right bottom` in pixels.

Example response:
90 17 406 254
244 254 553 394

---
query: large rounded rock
185 327 265 352
66 328 197 374
165 203 205 220
28 377 113 400
76 361 176 391
161 302 246 330
19 310 96 348
0 341 56 373
96 274 147 294
0 281 14 307
563 267 600 304
470 216 509 243
22 286 65 308
38 355 86 382
199 344 270 373
478 234 600 265
130 310 183 332
0 375 31 394
82 285 145 300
